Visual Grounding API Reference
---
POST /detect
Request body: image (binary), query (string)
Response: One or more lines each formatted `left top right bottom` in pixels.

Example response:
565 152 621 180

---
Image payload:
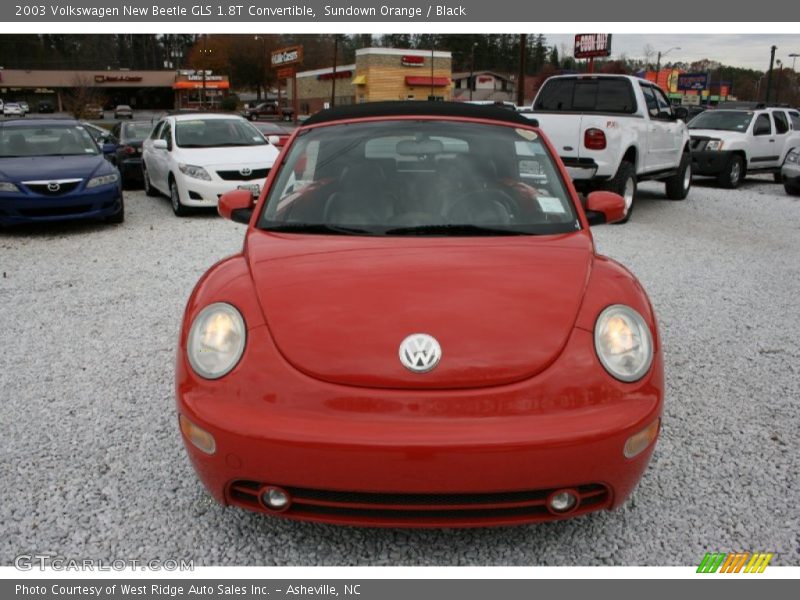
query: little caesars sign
271 46 304 68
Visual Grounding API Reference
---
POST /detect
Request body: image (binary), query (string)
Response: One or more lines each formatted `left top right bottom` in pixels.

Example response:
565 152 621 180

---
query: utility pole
765 45 777 104
201 34 208 109
775 60 783 103
517 34 526 107
469 42 477 101
331 35 338 107
430 38 435 100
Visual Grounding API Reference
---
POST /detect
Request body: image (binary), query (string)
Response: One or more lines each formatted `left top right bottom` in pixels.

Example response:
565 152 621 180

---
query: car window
789 111 800 130
259 120 580 237
174 118 267 148
535 78 636 114
150 121 165 139
753 114 772 136
689 111 754 131
159 122 172 142
0 124 99 157
639 85 659 118
772 111 789 134
653 87 673 118
123 122 154 142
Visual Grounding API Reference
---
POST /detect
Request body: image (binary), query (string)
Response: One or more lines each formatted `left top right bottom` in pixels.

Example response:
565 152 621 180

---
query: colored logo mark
697 552 773 573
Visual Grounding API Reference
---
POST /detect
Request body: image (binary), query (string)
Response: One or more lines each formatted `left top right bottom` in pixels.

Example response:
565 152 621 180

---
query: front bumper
176 325 664 528
0 185 122 225
691 150 735 176
176 174 263 207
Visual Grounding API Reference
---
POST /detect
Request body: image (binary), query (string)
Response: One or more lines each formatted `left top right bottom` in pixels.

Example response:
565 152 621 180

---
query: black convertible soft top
302 101 537 127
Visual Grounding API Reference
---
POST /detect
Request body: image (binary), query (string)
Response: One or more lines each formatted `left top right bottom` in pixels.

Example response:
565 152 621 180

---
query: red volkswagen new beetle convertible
176 102 664 527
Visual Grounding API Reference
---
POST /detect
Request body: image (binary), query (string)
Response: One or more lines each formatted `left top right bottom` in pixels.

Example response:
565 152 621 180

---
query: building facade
292 47 453 114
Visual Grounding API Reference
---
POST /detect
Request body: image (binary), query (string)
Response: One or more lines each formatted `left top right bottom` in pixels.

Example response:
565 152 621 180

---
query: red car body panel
176 110 665 527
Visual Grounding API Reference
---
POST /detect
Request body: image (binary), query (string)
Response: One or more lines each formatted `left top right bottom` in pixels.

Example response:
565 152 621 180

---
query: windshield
258 120 580 236
175 118 267 148
122 122 154 141
689 111 753 132
0 124 99 157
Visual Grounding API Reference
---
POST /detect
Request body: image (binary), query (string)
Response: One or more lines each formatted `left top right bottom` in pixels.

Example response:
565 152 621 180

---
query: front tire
170 178 190 217
106 198 125 224
604 160 637 224
143 164 159 197
717 155 744 189
784 181 800 196
665 153 692 200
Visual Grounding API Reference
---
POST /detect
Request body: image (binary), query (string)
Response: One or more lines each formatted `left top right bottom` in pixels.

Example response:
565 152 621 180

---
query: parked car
3 103 24 118
688 107 800 188
37 100 55 113
107 120 153 187
142 113 279 216
84 104 104 119
19 101 30 114
250 121 291 148
114 104 134 119
0 99 4 112
0 119 124 225
527 74 692 222
242 101 294 122
780 148 800 195
176 101 663 527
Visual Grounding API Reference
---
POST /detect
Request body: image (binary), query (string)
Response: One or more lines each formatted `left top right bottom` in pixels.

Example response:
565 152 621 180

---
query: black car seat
324 162 394 226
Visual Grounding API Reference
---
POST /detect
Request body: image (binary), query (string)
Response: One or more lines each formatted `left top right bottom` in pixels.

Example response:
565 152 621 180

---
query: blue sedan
0 119 124 226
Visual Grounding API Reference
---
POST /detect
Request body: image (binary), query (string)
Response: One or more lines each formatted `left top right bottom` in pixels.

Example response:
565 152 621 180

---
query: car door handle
769 139 775 143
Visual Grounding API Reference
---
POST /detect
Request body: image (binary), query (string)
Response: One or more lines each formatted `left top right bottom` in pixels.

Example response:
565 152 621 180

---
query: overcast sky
545 34 800 71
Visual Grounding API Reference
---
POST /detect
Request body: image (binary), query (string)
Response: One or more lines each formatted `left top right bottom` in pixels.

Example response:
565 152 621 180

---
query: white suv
688 107 800 188
142 113 280 216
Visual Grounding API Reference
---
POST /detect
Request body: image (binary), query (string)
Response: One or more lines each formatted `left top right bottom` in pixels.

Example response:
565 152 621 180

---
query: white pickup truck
527 74 692 222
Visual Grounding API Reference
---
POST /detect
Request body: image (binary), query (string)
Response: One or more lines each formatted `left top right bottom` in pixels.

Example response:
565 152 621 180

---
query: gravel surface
1 176 798 566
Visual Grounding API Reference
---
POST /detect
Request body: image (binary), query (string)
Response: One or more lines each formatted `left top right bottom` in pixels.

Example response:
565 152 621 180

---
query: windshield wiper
263 222 375 235
383 224 530 236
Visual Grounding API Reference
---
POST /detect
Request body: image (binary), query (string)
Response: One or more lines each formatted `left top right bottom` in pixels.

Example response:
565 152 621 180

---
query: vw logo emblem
240 167 252 177
399 334 442 373
47 182 61 192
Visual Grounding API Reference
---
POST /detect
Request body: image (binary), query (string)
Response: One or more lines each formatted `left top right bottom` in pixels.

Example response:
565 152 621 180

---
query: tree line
0 34 795 105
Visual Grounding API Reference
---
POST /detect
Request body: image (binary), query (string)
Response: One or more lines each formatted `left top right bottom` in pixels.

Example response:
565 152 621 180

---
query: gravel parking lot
1 176 798 566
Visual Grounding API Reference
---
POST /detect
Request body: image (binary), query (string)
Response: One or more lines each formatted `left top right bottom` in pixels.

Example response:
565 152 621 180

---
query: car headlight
179 163 212 181
785 150 799 164
0 182 20 193
705 139 724 151
187 302 246 379
594 305 654 382
86 173 119 188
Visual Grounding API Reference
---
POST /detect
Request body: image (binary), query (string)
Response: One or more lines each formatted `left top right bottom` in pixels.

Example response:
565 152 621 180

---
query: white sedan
142 113 279 216
3 103 24 117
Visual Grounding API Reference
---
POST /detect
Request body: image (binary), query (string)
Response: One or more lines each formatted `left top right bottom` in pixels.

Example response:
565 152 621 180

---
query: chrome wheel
623 177 635 212
683 164 692 191
729 161 741 186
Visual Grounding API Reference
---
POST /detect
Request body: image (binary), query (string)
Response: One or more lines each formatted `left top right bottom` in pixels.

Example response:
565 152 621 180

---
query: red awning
173 80 230 90
405 76 450 87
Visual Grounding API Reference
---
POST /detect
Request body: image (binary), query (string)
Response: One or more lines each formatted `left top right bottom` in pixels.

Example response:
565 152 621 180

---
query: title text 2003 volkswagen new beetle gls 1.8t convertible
176 102 664 528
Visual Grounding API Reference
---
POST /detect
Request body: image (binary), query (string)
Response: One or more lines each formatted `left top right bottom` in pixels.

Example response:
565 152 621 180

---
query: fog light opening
547 489 579 514
624 417 661 459
178 414 216 455
260 485 292 512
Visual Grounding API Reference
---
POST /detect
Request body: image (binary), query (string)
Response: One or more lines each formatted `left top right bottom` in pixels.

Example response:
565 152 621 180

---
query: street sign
574 34 612 59
271 46 303 68
677 73 709 91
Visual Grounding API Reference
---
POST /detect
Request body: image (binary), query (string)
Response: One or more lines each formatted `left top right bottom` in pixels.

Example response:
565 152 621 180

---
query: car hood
173 145 278 167
245 231 593 389
689 129 746 140
0 155 108 182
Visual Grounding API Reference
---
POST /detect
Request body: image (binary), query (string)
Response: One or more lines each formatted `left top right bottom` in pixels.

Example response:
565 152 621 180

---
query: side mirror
102 142 117 155
218 189 255 224
584 190 626 225
674 106 689 121
753 124 771 136
267 135 281 146
153 139 169 150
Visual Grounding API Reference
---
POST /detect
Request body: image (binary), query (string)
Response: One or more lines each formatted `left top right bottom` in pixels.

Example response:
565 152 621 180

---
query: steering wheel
444 189 518 225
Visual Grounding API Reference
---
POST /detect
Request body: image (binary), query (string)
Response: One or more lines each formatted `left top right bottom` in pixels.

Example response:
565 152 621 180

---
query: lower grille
216 168 269 181
227 480 610 525
18 205 92 217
